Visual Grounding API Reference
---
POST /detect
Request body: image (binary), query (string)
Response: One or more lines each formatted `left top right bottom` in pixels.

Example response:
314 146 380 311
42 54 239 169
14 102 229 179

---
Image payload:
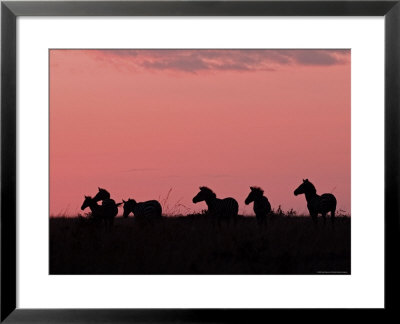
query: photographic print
49 49 351 274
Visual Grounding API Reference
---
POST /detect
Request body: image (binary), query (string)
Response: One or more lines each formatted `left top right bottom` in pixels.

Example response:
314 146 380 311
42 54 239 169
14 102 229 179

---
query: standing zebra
81 195 120 228
122 198 162 220
94 187 111 202
93 187 121 214
294 179 337 225
192 187 239 225
245 186 271 226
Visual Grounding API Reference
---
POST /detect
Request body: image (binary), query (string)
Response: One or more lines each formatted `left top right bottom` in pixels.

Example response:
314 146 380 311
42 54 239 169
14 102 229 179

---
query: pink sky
50 49 350 216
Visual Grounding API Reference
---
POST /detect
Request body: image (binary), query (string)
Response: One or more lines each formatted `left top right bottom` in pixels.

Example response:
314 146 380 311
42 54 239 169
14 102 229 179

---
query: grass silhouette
50 213 350 274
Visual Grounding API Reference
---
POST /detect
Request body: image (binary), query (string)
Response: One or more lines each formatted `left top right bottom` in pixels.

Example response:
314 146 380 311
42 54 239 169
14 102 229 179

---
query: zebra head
122 198 137 218
294 179 316 196
192 186 217 203
245 186 264 205
93 187 111 202
81 195 94 210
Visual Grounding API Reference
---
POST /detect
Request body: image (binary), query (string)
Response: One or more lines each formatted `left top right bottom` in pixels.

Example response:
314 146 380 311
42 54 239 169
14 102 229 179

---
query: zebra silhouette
122 198 162 220
294 179 337 225
192 187 239 225
94 187 111 202
93 187 122 213
81 195 121 228
245 186 271 226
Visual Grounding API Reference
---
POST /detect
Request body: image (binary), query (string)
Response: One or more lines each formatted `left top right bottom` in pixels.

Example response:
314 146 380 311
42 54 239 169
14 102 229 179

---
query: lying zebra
81 195 121 228
122 198 162 220
192 186 238 226
294 179 337 225
245 186 271 226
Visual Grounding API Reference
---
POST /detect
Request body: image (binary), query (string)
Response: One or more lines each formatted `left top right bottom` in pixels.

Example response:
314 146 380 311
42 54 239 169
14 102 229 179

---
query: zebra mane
250 186 264 195
199 186 217 198
309 183 317 194
304 180 317 194
98 187 110 196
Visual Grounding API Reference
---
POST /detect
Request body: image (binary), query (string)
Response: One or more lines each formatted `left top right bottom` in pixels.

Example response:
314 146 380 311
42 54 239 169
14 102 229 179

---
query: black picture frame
1 0 399 322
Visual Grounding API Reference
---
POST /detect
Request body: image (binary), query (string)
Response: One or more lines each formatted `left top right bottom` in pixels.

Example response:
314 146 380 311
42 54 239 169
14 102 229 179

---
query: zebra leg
218 219 222 230
321 213 327 225
257 215 266 228
311 213 318 225
256 216 261 226
103 219 108 231
233 215 238 227
263 213 268 228
256 215 265 231
261 214 267 228
331 209 336 227
211 217 217 228
257 218 261 230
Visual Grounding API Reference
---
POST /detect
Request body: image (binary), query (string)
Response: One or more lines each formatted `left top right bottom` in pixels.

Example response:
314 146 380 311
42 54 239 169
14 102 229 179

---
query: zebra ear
122 199 126 203
305 179 309 182
303 179 305 182
250 186 254 190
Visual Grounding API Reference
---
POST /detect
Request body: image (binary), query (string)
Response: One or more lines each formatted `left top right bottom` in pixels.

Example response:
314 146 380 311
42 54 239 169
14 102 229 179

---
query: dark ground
50 214 350 275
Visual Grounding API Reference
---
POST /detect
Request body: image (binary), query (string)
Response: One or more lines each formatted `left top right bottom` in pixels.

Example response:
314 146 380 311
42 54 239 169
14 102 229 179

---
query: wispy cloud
201 173 232 178
90 49 350 73
124 168 158 172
